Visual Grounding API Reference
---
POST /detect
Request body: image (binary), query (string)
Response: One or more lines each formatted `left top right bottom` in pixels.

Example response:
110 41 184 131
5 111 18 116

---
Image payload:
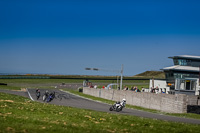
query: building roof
162 65 200 72
168 55 200 60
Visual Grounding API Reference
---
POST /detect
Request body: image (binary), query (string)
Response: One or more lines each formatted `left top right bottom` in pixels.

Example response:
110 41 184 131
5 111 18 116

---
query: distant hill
134 71 165 79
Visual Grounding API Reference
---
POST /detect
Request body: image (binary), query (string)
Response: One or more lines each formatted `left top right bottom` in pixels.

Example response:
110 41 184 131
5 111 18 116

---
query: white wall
195 79 200 95
149 79 170 93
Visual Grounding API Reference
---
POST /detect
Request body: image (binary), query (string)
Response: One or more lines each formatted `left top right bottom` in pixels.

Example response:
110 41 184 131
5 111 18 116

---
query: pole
199 65 200 86
85 66 123 89
117 76 119 89
120 64 123 90
152 77 154 88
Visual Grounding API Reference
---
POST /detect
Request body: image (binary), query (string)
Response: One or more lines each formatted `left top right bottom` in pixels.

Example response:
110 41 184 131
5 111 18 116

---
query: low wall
83 87 199 113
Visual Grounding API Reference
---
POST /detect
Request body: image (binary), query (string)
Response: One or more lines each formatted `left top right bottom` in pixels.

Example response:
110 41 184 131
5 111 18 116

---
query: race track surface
1 89 200 125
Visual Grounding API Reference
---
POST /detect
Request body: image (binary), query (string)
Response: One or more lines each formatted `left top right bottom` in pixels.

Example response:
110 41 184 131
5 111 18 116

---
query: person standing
141 87 145 92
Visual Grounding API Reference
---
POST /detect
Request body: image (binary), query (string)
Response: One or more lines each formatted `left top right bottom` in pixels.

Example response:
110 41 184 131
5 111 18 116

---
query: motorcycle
109 99 126 112
42 91 49 102
46 92 55 103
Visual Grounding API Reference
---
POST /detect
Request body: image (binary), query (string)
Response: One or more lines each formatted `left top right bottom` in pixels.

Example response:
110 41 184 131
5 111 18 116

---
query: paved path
1 89 200 125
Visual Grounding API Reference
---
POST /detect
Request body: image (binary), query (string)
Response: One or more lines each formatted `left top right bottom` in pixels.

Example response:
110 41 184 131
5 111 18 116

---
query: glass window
174 73 177 78
191 80 196 91
178 59 187 66
176 79 197 91
180 80 185 90
173 59 179 65
185 80 190 90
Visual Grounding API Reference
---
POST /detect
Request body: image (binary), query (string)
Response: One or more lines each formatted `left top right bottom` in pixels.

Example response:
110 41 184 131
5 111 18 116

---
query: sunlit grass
0 85 20 90
0 92 199 133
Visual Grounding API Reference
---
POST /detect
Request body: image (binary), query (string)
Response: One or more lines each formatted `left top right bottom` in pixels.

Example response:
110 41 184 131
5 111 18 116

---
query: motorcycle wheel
116 107 121 112
109 106 114 111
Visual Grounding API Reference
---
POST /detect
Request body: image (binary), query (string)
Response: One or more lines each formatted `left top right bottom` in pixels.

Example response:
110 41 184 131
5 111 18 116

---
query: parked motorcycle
109 99 126 112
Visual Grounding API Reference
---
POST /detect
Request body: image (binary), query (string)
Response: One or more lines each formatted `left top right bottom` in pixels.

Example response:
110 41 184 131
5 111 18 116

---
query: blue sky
0 0 200 76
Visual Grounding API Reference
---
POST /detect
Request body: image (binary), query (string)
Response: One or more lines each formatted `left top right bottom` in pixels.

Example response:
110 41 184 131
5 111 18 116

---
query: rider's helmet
122 98 126 102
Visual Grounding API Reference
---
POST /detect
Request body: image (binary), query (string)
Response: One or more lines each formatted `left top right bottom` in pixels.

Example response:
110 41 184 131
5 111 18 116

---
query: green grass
0 92 200 133
0 79 149 91
0 79 149 84
65 89 200 120
0 79 83 84
0 79 83 90
135 71 165 79
165 113 200 120
0 85 21 90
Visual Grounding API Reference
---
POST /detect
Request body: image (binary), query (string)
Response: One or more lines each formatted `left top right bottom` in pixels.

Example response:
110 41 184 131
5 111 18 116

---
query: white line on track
26 88 34 101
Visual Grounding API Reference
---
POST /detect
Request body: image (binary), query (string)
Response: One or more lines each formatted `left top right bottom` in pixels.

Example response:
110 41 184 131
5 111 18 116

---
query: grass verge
0 85 21 90
0 92 200 133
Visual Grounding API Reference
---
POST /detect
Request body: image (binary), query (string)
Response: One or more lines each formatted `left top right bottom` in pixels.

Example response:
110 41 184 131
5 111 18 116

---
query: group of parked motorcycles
36 89 55 102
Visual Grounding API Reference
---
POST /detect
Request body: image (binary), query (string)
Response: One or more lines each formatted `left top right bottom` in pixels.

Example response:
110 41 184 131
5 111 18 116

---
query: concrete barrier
83 87 199 113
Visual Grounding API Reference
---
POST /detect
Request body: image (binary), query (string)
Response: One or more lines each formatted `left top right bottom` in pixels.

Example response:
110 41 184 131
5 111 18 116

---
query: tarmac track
1 89 200 125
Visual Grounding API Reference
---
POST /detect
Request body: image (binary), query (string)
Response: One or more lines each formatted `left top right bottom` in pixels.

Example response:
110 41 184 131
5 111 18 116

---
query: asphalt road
1 89 200 125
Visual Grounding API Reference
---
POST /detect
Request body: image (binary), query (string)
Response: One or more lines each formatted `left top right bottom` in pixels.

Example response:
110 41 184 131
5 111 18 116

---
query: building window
174 73 198 79
174 59 179 65
180 80 185 90
165 72 174 79
191 80 196 91
176 79 197 91
178 59 187 66
173 59 192 66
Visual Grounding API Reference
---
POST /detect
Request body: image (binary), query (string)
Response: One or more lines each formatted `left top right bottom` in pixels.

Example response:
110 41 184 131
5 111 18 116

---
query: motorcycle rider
121 98 126 107
111 98 126 111
42 90 49 101
36 88 40 100
44 90 49 96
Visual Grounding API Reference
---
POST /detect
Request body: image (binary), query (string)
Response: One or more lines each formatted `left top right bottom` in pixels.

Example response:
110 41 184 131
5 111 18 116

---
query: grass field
0 79 83 90
1 92 200 133
0 79 149 91
0 79 149 84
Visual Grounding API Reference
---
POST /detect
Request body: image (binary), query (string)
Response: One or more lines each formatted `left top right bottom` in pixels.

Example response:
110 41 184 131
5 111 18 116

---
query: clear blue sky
0 0 200 76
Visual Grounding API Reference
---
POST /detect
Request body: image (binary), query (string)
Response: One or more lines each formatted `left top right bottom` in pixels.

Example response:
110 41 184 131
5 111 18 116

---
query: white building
154 55 200 95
